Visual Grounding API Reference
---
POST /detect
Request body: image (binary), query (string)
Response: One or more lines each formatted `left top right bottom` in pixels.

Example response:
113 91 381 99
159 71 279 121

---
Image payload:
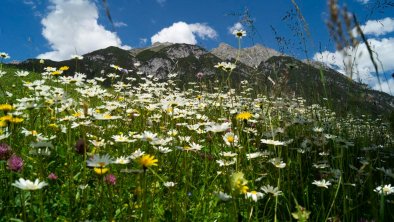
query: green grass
0 52 393 222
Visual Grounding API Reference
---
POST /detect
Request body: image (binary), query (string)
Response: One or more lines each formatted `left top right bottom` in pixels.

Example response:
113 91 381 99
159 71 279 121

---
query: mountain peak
212 42 281 68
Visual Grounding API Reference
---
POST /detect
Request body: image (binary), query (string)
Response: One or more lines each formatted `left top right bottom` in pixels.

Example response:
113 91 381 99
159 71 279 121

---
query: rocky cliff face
211 43 281 68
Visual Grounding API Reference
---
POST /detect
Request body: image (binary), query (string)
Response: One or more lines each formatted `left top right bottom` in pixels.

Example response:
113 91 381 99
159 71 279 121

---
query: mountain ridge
9 43 394 118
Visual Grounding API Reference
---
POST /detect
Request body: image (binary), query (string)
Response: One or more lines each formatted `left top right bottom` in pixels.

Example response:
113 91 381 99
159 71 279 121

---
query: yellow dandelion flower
48 123 59 130
59 66 69 71
9 117 23 123
0 115 12 122
0 104 13 112
93 167 109 175
236 111 253 120
138 154 158 169
0 121 6 127
51 70 62 76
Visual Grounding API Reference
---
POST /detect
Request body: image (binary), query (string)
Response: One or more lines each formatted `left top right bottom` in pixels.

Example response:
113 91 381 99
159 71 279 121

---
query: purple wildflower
0 143 12 160
48 173 58 180
104 174 116 185
7 155 23 172
196 72 205 79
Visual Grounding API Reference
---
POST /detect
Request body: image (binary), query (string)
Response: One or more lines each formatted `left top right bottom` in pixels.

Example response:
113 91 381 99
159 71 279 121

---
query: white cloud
373 78 394 95
23 0 43 17
38 0 130 61
356 0 370 4
139 38 148 46
228 22 244 34
156 0 166 6
151 22 217 45
23 0 35 7
313 37 394 95
114 21 128 28
354 17 394 37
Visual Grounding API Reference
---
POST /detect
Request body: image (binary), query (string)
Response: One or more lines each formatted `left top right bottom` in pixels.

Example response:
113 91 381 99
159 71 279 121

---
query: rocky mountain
211 43 281 68
11 43 394 118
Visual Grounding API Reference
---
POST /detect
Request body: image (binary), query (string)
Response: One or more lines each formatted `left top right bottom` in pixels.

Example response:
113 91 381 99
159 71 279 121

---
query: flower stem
274 171 281 222
324 175 341 222
379 194 385 222
20 191 27 222
142 170 148 222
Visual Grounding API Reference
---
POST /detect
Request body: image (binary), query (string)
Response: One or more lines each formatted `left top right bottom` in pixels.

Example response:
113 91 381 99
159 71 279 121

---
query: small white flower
94 113 122 120
232 29 247 38
205 122 231 133
112 134 132 143
114 156 131 164
374 184 394 195
216 158 236 167
167 129 178 137
87 154 113 167
219 151 237 157
163 181 176 187
187 142 203 151
313 163 330 169
0 52 10 59
312 127 324 133
312 179 331 188
79 184 89 190
261 139 286 146
261 185 283 196
15 70 29 77
0 133 11 140
269 158 286 168
154 146 173 154
12 178 48 190
0 70 6 78
71 54 83 60
216 191 232 201
129 149 145 160
139 131 159 143
246 152 265 159
246 191 264 202
222 132 238 146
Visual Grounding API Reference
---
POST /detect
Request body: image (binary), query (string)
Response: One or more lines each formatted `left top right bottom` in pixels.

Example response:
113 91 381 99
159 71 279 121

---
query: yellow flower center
31 130 38 136
73 112 82 117
94 167 109 175
103 114 112 119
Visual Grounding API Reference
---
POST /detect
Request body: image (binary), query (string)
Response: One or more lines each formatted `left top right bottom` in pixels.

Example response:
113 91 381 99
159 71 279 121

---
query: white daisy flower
12 178 48 190
312 179 331 189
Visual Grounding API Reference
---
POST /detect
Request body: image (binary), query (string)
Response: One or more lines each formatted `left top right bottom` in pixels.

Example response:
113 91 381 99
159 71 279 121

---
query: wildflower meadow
0 29 394 222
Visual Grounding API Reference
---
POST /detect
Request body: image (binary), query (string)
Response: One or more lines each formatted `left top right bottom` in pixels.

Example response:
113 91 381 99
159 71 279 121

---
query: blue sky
1 0 394 94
